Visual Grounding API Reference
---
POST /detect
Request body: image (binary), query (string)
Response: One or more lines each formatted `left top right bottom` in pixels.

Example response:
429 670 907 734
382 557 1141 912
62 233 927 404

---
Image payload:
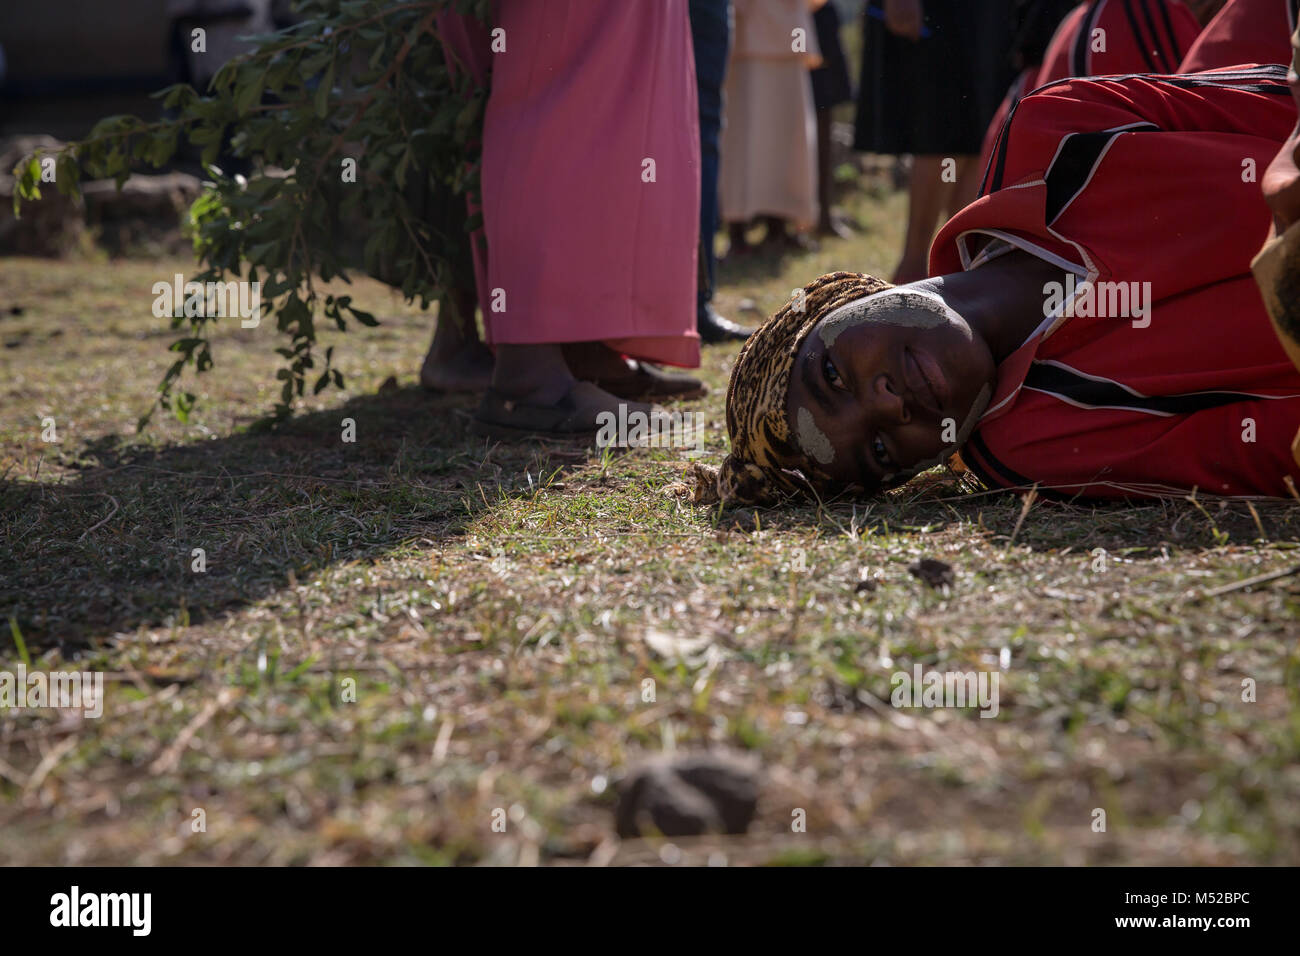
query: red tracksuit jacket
937 66 1300 497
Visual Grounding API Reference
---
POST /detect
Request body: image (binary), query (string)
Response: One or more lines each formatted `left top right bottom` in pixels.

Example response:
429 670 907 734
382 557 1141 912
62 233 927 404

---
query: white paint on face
795 406 835 465
817 289 953 348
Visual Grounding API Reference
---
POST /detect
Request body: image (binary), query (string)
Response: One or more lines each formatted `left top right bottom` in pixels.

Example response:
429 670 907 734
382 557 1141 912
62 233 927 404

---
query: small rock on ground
615 752 760 839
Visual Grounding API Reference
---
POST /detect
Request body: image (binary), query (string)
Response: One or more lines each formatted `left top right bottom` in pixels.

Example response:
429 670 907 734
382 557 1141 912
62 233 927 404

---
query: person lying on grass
705 64 1300 505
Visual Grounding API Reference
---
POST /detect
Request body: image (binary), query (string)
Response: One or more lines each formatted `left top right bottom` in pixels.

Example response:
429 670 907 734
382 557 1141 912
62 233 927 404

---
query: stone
909 557 954 590
615 752 760 839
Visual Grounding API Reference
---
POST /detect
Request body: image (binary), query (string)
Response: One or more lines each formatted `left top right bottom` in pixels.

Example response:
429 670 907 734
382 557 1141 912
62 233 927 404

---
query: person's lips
904 346 948 417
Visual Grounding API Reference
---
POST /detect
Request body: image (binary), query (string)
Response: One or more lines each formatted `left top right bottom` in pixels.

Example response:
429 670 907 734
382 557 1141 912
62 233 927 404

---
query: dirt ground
2 183 1298 865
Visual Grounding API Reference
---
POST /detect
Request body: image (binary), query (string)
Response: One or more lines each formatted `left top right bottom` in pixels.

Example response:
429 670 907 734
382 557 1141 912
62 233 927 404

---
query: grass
2 177 1299 866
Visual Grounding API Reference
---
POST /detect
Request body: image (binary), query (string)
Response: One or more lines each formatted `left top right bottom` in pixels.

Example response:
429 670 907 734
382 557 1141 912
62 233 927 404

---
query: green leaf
348 306 379 327
9 617 32 668
46 0 491 429
314 61 335 119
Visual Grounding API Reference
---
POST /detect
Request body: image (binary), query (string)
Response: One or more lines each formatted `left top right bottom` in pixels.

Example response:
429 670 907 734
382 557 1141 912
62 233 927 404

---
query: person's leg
419 285 493 392
491 343 576 407
815 108 845 237
467 0 702 433
758 214 820 254
691 0 752 342
894 155 957 284
728 220 753 256
948 155 981 219
426 8 496 392
691 0 726 317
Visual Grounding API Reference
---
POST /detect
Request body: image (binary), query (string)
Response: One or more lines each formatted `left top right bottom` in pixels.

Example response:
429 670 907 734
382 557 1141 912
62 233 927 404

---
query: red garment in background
1179 0 1295 72
978 0 1202 183
1039 0 1201 82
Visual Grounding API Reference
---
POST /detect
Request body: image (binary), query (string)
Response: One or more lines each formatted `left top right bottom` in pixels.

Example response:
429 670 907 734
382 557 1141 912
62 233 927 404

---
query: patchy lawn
2 181 1299 866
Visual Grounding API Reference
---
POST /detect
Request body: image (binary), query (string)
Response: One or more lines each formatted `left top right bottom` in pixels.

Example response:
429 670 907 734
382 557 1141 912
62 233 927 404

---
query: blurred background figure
690 0 755 343
167 1 280 92
809 0 855 239
854 0 1015 283
720 0 821 256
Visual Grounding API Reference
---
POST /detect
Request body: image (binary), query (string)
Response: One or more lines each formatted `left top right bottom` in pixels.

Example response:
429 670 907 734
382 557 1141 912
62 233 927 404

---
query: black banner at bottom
1 864 1287 942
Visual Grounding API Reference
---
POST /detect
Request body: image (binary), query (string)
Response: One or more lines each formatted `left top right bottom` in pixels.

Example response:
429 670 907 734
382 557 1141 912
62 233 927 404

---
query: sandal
590 361 708 402
472 381 632 441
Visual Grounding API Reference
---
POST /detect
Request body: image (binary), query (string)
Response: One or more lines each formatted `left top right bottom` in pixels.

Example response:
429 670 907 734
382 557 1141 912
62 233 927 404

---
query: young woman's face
783 302 995 490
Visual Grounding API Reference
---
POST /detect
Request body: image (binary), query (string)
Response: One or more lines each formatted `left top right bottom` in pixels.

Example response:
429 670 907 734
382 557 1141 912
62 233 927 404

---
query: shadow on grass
5 378 1298 652
744 471 1300 558
0 385 592 651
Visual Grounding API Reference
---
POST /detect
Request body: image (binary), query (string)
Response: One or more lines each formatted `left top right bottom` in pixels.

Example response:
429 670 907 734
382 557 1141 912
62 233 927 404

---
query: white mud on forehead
817 289 950 348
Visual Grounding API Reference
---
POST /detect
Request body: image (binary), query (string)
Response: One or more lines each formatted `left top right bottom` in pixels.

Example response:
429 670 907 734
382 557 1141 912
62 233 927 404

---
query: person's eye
822 353 846 390
871 435 894 470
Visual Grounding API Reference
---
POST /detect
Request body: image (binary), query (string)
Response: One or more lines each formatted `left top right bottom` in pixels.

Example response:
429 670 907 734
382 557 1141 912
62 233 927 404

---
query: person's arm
967 69 1295 294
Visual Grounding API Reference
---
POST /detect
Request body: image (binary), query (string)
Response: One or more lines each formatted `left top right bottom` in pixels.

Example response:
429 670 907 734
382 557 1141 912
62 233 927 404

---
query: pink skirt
439 0 701 367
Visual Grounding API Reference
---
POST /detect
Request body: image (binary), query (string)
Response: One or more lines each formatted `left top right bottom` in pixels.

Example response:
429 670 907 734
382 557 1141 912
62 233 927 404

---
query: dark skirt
853 0 1016 156
811 1 853 110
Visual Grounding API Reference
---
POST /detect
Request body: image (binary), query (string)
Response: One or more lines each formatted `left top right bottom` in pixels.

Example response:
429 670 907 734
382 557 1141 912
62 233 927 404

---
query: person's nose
871 374 911 425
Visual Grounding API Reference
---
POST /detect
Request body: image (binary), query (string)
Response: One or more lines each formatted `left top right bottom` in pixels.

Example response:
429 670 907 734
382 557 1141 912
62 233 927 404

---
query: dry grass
2 180 1299 865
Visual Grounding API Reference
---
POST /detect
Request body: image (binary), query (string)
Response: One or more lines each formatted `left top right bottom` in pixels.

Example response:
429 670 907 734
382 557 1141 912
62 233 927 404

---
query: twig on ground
76 493 119 542
23 736 79 797
1197 563 1300 601
149 687 240 775
1009 484 1038 546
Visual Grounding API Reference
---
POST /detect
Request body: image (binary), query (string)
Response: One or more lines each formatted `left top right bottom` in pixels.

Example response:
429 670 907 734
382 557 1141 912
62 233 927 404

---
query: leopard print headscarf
717 272 893 505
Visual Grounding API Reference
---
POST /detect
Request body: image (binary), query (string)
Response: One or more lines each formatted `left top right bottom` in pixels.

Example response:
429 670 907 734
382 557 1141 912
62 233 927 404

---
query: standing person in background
720 0 821 256
437 0 706 439
690 0 755 343
809 0 855 239
855 0 1015 284
167 0 277 91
